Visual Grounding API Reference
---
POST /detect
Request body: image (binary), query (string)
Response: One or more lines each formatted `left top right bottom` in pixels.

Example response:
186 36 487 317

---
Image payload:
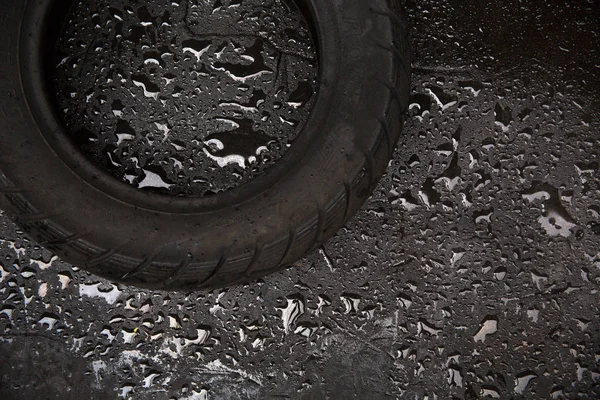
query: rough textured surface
1 0 600 399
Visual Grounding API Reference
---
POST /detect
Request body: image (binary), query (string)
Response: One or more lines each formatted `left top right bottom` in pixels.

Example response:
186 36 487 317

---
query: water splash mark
79 282 123 304
131 75 161 100
314 295 331 316
447 365 464 387
459 80 486 97
426 85 458 111
37 312 60 330
33 255 59 270
91 360 108 388
0 305 16 324
294 322 319 338
481 386 501 398
194 359 264 387
408 93 432 121
0 263 11 284
494 102 513 132
182 39 212 61
278 294 305 335
58 272 72 289
318 247 335 272
340 293 361 314
514 371 537 394
418 178 440 208
473 315 498 343
522 182 578 237
417 318 442 337
179 389 209 400
138 169 173 189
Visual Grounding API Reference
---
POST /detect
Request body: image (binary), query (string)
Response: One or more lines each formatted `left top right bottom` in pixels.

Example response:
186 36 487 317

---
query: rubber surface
0 0 411 290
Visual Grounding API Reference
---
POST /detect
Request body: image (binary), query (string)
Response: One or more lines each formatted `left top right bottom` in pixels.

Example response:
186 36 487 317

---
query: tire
0 0 411 290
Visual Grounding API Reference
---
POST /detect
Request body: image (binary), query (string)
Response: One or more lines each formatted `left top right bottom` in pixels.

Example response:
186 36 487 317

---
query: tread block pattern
68 238 104 262
242 242 263 277
283 214 318 265
218 251 254 276
351 167 370 201
5 193 37 215
196 256 227 288
165 255 194 286
254 235 290 273
324 189 348 235
170 259 221 284
109 253 157 280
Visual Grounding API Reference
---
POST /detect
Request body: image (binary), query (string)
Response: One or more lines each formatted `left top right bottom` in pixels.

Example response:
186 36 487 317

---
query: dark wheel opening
43 0 320 197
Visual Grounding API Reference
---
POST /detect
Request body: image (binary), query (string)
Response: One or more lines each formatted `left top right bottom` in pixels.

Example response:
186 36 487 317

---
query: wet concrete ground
1 0 599 399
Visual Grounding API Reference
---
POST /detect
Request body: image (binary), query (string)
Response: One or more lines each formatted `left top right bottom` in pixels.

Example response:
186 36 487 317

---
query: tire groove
378 80 405 109
41 230 89 246
370 6 403 25
313 205 327 249
374 40 410 75
198 255 227 288
343 180 352 222
87 238 132 268
277 228 296 267
120 247 162 279
362 149 376 190
377 117 393 157
0 186 26 193
87 248 119 268
243 241 264 277
16 212 58 223
164 253 193 286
